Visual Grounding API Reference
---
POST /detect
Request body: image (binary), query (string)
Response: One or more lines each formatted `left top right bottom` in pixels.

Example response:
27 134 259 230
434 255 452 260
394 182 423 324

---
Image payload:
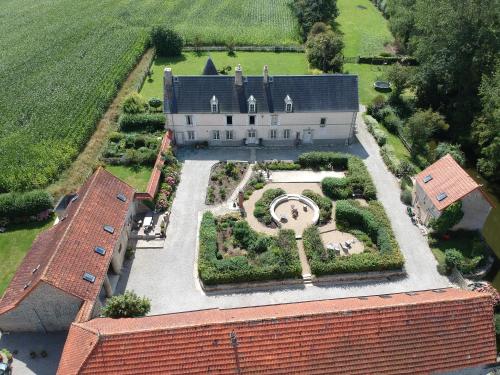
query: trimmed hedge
0 190 53 219
302 190 332 224
261 161 301 170
253 188 285 225
198 212 302 285
297 152 349 170
118 113 165 132
303 201 404 275
357 55 418 66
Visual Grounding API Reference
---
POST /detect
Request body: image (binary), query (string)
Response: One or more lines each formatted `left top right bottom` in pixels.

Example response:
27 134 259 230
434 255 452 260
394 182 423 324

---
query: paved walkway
124 116 450 315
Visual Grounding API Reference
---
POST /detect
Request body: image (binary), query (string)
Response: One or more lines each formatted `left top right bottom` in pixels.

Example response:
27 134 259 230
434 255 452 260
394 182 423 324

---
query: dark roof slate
164 74 359 114
202 57 218 76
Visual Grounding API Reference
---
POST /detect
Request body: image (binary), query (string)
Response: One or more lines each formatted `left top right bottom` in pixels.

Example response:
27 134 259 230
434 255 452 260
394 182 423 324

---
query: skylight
436 192 448 202
71 194 79 203
83 272 96 283
103 225 114 234
94 246 106 256
423 174 433 183
116 193 127 202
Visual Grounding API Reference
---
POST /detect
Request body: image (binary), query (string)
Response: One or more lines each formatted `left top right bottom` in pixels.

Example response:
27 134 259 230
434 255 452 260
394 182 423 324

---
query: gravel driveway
124 114 450 315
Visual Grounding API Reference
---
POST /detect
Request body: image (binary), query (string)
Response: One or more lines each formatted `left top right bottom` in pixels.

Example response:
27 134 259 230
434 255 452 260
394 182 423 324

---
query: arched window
248 95 256 113
210 95 218 113
284 95 293 113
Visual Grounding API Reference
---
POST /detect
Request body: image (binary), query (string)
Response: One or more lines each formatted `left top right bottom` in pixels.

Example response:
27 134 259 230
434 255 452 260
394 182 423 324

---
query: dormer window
248 95 256 113
210 96 219 113
284 95 293 113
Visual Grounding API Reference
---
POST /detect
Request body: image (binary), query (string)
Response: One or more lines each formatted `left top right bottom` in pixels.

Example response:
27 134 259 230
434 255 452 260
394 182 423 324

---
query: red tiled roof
57 288 496 375
137 130 172 200
0 168 135 315
415 154 487 211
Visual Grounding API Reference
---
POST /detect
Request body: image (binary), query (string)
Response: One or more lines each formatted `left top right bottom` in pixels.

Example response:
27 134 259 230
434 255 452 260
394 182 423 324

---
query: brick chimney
263 65 269 83
164 67 173 87
235 64 243 86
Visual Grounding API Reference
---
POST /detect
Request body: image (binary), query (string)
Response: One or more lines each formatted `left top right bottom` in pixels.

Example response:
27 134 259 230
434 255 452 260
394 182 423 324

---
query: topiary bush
119 113 165 132
297 152 349 170
302 189 332 224
0 190 53 220
253 188 285 225
101 291 151 318
321 178 351 200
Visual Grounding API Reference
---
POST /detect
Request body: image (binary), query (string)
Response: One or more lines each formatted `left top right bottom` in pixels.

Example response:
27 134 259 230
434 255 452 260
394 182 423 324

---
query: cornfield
0 0 297 193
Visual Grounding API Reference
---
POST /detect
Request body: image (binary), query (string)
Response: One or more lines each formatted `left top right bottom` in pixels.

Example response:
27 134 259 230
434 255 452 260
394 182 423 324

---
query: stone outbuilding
0 168 136 332
413 154 493 230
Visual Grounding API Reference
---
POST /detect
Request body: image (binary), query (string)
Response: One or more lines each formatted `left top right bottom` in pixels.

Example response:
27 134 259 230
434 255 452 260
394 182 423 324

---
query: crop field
0 0 297 194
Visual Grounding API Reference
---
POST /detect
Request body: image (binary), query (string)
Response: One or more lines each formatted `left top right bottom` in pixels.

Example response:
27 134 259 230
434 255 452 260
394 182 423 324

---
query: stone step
302 273 313 284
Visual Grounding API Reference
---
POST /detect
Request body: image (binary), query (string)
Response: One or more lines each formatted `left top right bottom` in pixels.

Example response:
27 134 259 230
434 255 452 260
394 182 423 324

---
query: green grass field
0 0 296 194
337 0 394 57
105 165 151 192
0 220 53 295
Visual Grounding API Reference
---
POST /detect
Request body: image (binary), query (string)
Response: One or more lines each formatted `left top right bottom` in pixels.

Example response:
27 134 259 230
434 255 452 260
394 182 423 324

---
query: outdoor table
143 215 153 228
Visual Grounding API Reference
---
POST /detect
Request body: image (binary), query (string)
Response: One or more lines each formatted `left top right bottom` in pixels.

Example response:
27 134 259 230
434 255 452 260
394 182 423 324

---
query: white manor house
163 58 359 146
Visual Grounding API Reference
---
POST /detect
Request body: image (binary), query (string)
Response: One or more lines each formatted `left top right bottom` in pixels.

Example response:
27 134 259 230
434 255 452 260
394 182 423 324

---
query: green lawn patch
337 0 394 57
140 51 310 100
344 63 390 104
198 212 302 285
0 219 53 295
105 165 151 192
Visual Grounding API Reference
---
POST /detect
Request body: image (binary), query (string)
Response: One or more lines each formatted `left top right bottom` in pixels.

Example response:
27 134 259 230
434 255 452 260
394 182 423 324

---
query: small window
187 130 195 140
226 130 233 140
284 95 293 113
249 103 256 113
320 118 326 127
70 194 79 203
249 115 256 125
248 129 256 138
186 115 193 125
247 95 256 113
95 246 106 256
116 193 127 202
103 225 115 234
270 129 277 139
226 115 233 125
436 192 447 202
286 103 292 113
211 104 218 113
283 129 290 139
271 115 279 126
212 130 220 140
423 175 433 183
83 272 96 283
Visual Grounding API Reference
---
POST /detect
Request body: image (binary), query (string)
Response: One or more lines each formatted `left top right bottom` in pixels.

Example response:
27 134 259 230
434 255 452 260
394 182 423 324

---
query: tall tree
385 0 417 52
411 0 499 140
291 0 339 40
306 30 344 73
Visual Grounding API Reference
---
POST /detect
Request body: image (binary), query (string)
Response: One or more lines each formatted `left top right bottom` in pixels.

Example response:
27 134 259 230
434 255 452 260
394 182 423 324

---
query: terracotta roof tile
0 168 135 314
57 288 496 375
415 154 486 211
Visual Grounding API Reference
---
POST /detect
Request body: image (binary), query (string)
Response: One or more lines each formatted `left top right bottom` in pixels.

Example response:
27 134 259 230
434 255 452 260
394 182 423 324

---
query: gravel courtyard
124 113 450 315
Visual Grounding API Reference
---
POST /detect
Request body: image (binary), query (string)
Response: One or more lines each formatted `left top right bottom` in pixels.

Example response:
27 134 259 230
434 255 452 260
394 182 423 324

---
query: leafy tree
306 30 344 73
387 63 412 101
385 0 416 52
444 248 464 271
406 109 449 156
472 64 500 182
150 26 183 57
411 0 499 137
122 93 147 114
148 98 162 111
309 21 331 36
101 291 151 318
434 143 466 166
290 0 339 39
430 201 464 234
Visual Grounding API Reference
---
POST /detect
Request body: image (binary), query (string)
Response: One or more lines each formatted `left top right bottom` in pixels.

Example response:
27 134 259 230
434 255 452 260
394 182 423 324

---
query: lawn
344 63 390 104
105 165 151 192
0 0 297 194
337 0 394 57
0 219 54 295
140 51 310 100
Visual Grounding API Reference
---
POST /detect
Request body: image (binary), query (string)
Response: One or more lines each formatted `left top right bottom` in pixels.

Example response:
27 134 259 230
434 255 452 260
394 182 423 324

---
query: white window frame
283 129 290 139
284 95 293 113
186 115 193 126
270 129 277 139
226 130 233 140
271 114 279 126
212 130 220 140
248 95 256 113
187 130 195 140
210 96 218 113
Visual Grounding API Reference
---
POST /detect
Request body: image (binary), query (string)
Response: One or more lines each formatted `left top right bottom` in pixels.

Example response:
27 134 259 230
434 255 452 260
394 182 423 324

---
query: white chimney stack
164 67 173 87
235 64 243 86
263 65 269 83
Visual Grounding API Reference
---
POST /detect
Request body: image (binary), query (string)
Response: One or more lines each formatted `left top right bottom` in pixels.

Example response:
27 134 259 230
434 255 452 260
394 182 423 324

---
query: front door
247 129 257 144
303 129 313 144
175 131 185 145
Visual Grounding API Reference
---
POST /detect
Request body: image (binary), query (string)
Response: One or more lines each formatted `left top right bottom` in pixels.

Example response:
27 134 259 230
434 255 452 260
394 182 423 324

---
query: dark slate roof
202 57 218 76
164 75 359 114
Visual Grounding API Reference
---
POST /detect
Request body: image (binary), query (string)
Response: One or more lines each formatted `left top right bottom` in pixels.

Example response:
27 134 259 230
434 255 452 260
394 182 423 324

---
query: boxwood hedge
198 212 302 285
118 113 165 132
302 190 332 224
253 188 285 225
303 200 404 275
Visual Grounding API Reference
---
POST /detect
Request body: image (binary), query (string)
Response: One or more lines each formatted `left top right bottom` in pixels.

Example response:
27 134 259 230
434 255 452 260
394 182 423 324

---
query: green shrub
150 26 183 57
382 112 402 133
400 189 413 205
262 161 301 170
108 132 124 142
346 157 377 200
302 190 332 224
119 113 165 132
0 190 53 219
430 202 464 234
122 93 147 114
148 97 163 111
321 178 351 200
101 291 151 318
367 95 387 119
297 151 349 170
253 188 285 225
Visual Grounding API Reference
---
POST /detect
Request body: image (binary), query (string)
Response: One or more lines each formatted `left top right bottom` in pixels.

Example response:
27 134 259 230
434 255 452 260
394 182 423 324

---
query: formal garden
206 162 248 205
198 152 404 286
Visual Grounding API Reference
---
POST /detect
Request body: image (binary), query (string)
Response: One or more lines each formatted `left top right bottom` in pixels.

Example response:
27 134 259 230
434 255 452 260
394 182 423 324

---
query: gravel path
124 117 450 315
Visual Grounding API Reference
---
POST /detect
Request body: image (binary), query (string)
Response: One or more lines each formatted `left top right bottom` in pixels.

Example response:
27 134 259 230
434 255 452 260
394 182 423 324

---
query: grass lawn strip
105 165 151 192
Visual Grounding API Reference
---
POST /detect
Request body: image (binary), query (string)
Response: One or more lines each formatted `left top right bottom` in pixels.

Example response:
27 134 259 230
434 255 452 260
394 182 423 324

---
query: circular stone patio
271 194 319 235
